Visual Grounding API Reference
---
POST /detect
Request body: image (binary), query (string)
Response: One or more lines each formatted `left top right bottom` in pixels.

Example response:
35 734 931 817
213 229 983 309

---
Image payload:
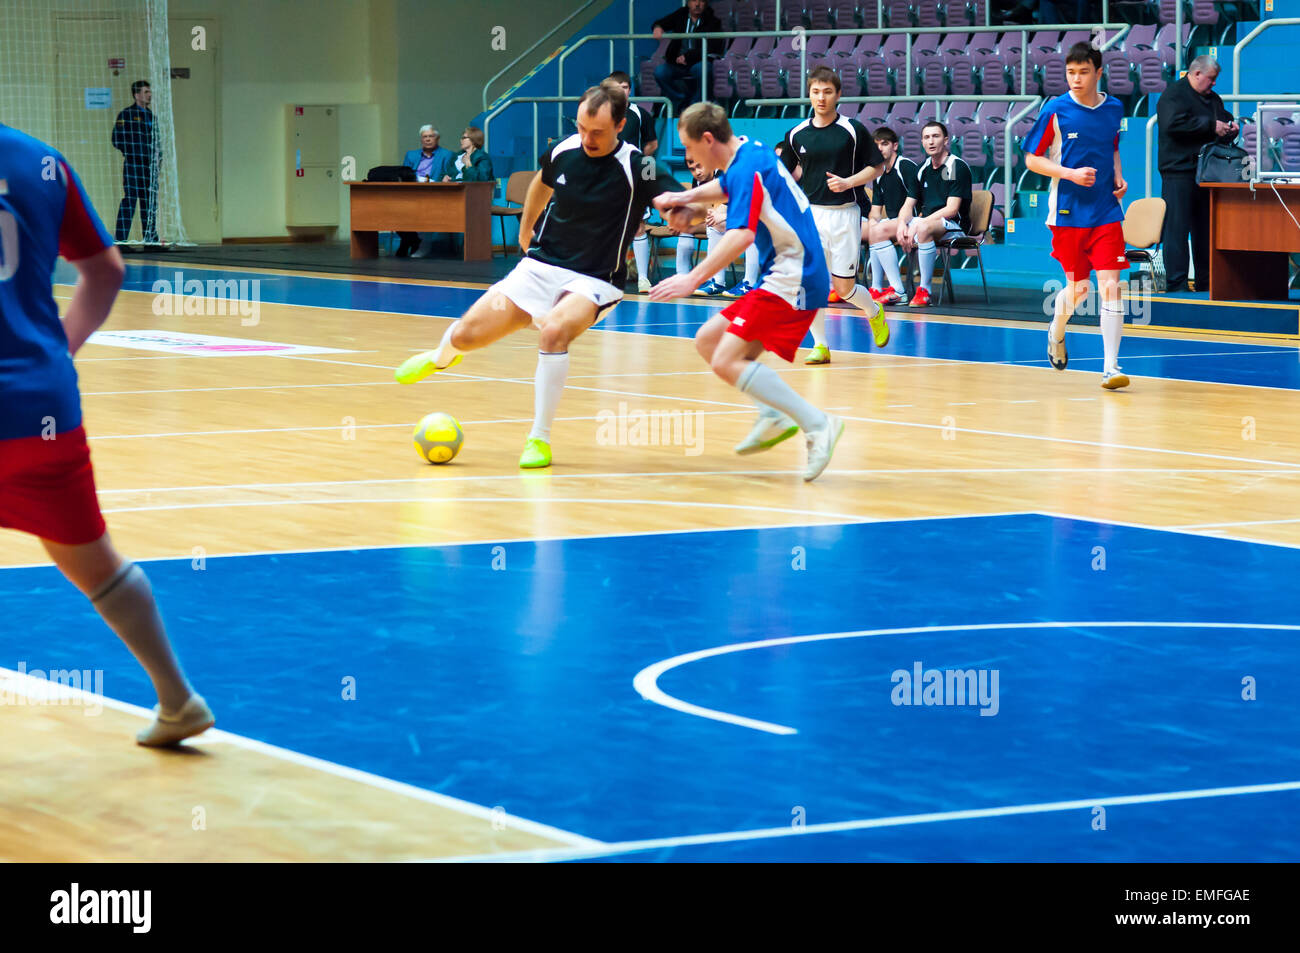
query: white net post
0 0 190 247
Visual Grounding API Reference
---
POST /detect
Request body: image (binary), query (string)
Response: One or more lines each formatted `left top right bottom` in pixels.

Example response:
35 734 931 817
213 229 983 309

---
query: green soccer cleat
394 351 462 385
867 301 891 348
519 437 552 469
735 411 799 455
804 343 831 365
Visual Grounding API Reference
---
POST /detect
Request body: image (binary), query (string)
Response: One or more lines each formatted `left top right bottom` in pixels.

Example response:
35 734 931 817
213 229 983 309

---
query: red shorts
0 426 106 545
720 288 819 364
1049 221 1128 281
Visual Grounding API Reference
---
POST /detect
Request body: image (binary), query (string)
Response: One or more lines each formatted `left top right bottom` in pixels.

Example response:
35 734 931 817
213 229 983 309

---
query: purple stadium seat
879 33 909 68
914 34 942 62
713 0 736 31
750 36 777 59
1153 23 1190 72
828 33 858 59
949 53 977 95
1157 0 1178 24
1102 50 1134 97
753 0 778 30
859 0 881 29
1040 58 1068 97
916 0 942 27
1028 31 1062 68
886 1 912 29
835 62 864 96
979 62 1009 95
756 61 786 113
1059 30 1090 52
888 101 920 127
987 182 1008 230
939 33 969 59
727 37 754 60
1009 60 1036 96
899 123 924 160
919 60 947 95
731 0 757 30
1126 23 1158 53
804 35 832 59
733 59 758 104
946 100 979 127
864 58 892 96
967 32 999 67
861 103 889 127
773 34 800 61
854 33 882 57
807 3 835 30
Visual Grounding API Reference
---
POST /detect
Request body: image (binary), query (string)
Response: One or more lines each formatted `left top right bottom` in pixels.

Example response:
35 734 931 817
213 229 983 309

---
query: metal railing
483 95 674 158
747 93 1041 203
1144 93 1300 196
559 23 1127 139
1233 18 1300 100
481 0 604 111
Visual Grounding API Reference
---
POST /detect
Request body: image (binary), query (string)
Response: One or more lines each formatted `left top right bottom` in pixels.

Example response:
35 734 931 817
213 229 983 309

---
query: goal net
0 0 190 247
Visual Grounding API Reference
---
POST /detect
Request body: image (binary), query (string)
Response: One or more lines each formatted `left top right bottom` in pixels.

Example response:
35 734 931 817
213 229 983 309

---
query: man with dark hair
898 120 973 307
649 102 845 482
861 126 919 304
395 82 682 470
1156 55 1238 292
1025 42 1131 389
609 70 660 291
111 79 159 245
652 0 722 116
784 65 889 364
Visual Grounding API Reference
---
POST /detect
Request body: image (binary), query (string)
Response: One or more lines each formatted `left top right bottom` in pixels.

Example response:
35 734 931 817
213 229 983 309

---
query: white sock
871 241 905 291
92 563 193 714
841 283 876 312
810 309 828 348
529 351 569 442
918 240 937 291
1100 301 1124 372
1050 288 1073 342
737 361 828 433
632 234 650 280
708 226 726 284
676 235 695 275
433 321 463 367
744 243 760 286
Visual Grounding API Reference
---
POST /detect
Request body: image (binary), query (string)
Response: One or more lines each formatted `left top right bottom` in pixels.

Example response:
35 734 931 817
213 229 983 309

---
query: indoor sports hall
1 0 1298 864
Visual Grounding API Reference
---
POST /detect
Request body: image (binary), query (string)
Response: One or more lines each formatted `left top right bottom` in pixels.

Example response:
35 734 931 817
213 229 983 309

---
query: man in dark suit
111 80 159 245
1156 55 1238 292
652 0 722 116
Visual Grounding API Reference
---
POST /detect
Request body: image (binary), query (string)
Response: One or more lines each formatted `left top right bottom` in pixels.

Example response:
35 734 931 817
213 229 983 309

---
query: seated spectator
397 124 453 257
684 155 761 298
860 127 919 305
652 0 722 117
896 121 973 307
453 127 494 182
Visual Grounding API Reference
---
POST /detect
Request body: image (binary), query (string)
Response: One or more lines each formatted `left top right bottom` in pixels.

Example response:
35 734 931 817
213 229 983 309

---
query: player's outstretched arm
518 171 553 254
63 245 125 355
655 178 725 212
648 227 754 302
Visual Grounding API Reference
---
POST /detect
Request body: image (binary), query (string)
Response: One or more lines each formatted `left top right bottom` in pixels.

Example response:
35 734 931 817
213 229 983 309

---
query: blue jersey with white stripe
720 138 829 311
1024 91 1124 229
0 124 114 440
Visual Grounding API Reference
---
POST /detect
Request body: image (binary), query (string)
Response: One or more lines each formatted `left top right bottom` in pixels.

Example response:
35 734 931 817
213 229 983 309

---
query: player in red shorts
0 122 213 745
1024 42 1132 390
648 103 844 482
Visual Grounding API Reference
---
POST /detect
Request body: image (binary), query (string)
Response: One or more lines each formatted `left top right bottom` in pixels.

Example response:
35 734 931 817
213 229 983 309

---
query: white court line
426 778 1300 863
1033 509 1300 553
100 496 877 522
633 621 1300 736
1165 517 1300 531
0 511 1035 572
0 666 599 849
1006 348 1299 365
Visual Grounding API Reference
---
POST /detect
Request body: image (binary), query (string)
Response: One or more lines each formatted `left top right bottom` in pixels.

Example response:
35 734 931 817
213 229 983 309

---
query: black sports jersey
916 153 973 232
870 156 920 219
531 135 682 285
784 114 884 207
619 103 655 152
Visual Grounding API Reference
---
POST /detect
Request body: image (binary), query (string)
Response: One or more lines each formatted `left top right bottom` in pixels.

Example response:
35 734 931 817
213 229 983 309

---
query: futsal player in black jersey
395 81 682 469
861 127 919 305
784 67 889 364
609 71 661 292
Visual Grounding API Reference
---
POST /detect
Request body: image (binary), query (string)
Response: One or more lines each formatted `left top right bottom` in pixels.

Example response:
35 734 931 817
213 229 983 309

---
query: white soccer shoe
803 414 845 482
734 410 799 455
136 693 215 747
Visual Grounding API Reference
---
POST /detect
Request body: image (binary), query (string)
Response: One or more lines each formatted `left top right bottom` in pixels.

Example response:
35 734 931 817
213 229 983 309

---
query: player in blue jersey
648 103 844 482
1024 42 1131 390
0 123 213 745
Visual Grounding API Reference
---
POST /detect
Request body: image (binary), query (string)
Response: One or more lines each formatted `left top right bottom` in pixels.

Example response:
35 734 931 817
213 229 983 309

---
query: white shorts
811 203 862 279
909 217 968 241
492 257 624 327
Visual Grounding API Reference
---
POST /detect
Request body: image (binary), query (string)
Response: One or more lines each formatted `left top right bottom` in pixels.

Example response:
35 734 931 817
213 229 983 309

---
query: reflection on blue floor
2 513 1297 860
58 263 1300 391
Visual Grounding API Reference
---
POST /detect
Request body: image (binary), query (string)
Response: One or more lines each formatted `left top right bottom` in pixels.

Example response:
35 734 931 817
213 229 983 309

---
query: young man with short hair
649 103 845 482
1024 42 1131 389
897 121 973 308
784 66 890 364
395 81 682 469
861 127 919 305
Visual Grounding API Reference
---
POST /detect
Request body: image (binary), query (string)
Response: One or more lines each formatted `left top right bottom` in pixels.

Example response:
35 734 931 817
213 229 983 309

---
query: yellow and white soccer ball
413 412 464 464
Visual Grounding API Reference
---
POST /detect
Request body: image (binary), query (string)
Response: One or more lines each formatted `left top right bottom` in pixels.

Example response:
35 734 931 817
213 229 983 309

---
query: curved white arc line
635 621 1300 735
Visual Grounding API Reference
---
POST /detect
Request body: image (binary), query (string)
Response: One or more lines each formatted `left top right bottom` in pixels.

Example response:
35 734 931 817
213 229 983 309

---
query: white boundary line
633 621 1300 736
1032 509 1300 553
0 666 599 849
424 778 1300 863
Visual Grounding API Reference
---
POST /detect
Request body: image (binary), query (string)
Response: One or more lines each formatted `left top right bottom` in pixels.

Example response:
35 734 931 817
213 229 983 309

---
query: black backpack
1196 141 1253 184
366 164 416 182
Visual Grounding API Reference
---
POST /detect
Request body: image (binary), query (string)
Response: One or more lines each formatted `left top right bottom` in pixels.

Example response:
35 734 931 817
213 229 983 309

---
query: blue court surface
3 512 1298 861
77 263 1300 392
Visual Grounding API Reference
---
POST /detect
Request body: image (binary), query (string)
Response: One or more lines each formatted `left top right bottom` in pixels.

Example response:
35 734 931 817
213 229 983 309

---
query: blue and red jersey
1024 91 1125 229
0 123 114 440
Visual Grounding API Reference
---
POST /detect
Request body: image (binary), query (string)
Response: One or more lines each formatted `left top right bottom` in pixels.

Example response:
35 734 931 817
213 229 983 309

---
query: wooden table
347 181 494 261
1206 181 1300 300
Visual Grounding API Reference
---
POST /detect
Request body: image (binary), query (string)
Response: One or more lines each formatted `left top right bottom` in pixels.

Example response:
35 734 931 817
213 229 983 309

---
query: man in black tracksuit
112 80 160 244
1156 56 1238 292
